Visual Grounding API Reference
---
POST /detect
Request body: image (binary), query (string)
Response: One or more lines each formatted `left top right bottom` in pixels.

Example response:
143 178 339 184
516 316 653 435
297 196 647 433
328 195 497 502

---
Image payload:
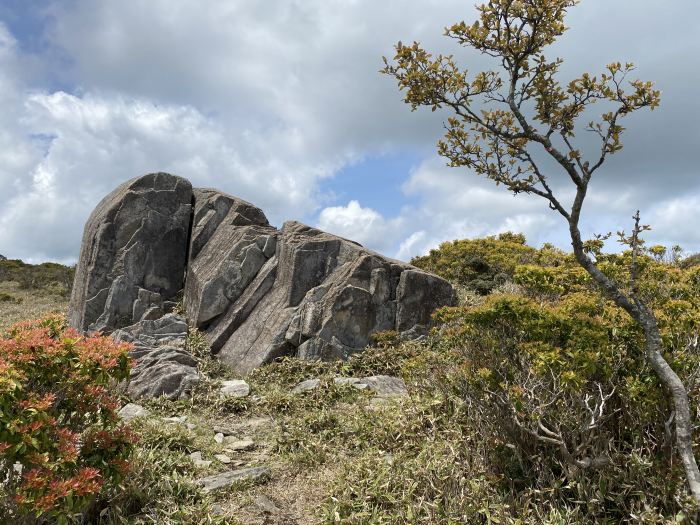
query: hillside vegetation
0 258 73 330
3 237 700 523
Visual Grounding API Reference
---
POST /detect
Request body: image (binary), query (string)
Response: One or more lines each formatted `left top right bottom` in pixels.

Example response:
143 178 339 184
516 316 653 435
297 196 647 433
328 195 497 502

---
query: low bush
0 316 136 524
419 245 700 521
410 232 567 294
0 259 74 297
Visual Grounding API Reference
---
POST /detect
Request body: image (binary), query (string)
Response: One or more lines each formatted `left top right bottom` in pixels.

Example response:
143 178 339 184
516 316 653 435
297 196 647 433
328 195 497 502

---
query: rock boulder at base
68 173 193 333
112 314 199 400
118 403 150 421
69 173 456 379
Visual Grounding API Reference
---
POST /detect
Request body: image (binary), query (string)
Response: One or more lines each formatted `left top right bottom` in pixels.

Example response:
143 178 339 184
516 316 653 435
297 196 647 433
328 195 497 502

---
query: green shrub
410 232 568 294
0 259 75 297
0 316 136 524
423 264 700 520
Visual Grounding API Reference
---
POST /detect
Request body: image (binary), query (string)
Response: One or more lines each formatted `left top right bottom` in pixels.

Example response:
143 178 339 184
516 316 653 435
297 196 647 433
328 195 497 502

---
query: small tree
383 0 700 503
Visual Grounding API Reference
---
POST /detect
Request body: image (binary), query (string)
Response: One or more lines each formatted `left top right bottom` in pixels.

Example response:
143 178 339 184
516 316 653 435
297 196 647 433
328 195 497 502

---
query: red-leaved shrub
0 316 136 524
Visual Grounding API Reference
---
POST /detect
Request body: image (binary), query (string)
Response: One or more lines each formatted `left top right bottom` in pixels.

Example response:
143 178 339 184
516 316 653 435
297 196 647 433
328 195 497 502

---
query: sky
0 0 698 264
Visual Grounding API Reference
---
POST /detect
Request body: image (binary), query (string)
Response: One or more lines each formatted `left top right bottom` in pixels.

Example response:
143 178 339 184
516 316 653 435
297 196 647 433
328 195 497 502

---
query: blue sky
1 1 699 264
0 1 52 53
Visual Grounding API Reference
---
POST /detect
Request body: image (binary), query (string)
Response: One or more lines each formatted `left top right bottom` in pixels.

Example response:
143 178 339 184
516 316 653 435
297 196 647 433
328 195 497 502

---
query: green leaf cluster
411 232 567 294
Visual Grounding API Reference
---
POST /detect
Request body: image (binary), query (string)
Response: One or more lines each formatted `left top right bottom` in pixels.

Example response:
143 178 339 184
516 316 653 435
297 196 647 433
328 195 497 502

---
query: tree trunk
570 223 700 504
639 307 700 502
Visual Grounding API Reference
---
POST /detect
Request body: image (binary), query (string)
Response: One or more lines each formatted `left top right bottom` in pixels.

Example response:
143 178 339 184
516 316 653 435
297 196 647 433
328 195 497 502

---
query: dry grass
0 281 69 331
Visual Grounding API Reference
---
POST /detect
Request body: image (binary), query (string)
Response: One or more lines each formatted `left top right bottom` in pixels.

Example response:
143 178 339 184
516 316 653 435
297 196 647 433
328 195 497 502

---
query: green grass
0 281 69 331
4 252 695 524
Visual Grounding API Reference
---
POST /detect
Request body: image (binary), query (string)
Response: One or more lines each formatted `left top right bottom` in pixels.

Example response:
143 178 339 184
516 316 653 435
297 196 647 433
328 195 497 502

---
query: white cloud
317 200 405 253
645 195 700 254
378 156 700 261
0 88 341 262
396 231 427 262
316 157 561 261
392 157 561 259
1 1 477 262
2 1 700 264
46 0 478 156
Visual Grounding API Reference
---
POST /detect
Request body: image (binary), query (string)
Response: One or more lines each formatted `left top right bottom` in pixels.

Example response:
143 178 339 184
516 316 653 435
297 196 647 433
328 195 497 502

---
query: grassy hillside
0 257 73 330
4 240 700 523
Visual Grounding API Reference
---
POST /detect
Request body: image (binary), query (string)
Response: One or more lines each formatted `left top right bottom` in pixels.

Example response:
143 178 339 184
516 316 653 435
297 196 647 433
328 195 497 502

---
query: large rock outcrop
69 173 456 378
69 173 192 332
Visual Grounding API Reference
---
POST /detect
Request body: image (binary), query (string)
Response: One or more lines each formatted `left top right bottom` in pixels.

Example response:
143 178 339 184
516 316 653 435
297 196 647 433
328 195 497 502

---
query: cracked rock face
69 173 456 376
112 314 199 400
68 173 193 333
187 215 456 374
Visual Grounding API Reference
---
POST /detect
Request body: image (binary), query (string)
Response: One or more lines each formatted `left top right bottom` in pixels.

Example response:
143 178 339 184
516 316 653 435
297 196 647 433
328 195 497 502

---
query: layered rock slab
69 173 456 380
186 204 456 374
68 173 192 332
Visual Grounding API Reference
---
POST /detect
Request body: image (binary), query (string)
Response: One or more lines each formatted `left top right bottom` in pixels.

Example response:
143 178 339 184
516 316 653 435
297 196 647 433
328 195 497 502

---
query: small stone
219 379 250 398
223 437 255 451
361 375 408 398
189 451 212 468
163 415 187 424
210 504 224 516
214 432 224 444
186 423 196 430
243 416 273 429
118 403 150 421
291 378 321 394
333 376 408 398
197 466 270 493
212 425 236 436
214 454 232 464
334 377 368 389
254 494 279 515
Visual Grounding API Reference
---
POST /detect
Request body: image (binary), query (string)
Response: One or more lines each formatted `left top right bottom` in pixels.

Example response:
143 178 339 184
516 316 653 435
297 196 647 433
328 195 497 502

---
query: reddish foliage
0 315 136 521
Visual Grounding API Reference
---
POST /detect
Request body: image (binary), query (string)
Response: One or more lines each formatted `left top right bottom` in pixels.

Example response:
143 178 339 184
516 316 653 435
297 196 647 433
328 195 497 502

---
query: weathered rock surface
69 173 456 380
352 375 409 398
292 375 409 398
291 378 321 394
219 379 251 398
223 437 255 451
112 314 199 400
197 466 270 492
118 403 150 421
189 451 212 468
69 173 192 333
188 215 456 374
